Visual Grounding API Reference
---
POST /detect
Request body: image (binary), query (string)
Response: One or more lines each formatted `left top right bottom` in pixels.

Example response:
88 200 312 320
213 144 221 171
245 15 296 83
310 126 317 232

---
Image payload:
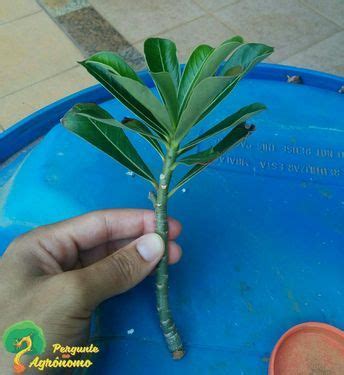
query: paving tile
0 66 96 129
134 15 236 63
57 6 145 68
89 0 204 43
0 0 41 24
37 0 90 17
193 0 240 11
214 0 340 61
57 6 132 55
280 31 344 76
119 47 145 71
0 12 83 98
301 0 344 27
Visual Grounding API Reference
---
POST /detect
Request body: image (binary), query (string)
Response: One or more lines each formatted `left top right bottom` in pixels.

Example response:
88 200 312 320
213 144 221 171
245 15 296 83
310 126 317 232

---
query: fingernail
136 234 164 262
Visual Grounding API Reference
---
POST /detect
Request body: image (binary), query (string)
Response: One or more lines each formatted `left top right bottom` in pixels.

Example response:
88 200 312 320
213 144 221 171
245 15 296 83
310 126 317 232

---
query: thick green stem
154 147 185 359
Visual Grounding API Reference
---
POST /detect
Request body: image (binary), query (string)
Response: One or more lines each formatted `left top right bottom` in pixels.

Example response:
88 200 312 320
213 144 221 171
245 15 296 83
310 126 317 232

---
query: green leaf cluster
62 36 273 193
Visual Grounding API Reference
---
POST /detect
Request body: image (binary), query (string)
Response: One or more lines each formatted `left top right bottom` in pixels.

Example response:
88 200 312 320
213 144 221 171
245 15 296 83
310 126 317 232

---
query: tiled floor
0 0 343 130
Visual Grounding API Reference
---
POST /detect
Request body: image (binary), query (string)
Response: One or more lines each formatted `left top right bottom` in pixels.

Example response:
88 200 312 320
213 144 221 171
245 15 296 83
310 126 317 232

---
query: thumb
71 233 164 308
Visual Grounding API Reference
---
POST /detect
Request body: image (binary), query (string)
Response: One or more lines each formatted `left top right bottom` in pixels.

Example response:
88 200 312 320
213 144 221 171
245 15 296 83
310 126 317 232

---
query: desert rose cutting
62 36 273 359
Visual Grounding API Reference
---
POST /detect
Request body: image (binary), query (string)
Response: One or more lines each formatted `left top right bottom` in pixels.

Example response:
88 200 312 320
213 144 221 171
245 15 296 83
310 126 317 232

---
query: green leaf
144 38 180 90
170 123 254 195
178 36 244 114
178 149 220 165
198 44 273 121
222 35 244 44
113 75 171 130
178 44 213 110
195 38 243 82
81 57 171 139
144 38 180 126
62 103 157 186
77 107 165 157
121 118 164 157
180 102 266 153
175 76 236 142
175 42 273 142
150 71 179 126
115 118 160 139
66 103 160 141
83 51 142 82
178 122 253 165
220 43 274 76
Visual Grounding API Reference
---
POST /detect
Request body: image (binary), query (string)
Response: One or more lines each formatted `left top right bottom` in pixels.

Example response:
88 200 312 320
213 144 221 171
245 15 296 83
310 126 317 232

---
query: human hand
0 209 182 373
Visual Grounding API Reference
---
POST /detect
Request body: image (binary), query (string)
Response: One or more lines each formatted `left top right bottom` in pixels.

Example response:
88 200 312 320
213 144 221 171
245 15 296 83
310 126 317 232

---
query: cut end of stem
172 349 185 360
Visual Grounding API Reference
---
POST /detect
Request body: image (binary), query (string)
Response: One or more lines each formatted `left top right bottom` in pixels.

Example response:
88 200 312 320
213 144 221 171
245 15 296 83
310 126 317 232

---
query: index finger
28 209 181 251
9 209 181 273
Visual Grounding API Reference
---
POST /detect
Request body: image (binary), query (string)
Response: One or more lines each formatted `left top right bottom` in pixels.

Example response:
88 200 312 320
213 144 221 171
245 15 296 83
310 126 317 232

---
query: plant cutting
62 36 273 359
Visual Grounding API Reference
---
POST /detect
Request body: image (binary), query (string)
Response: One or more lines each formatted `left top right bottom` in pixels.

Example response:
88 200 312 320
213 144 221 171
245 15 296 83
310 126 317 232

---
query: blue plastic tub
0 64 343 374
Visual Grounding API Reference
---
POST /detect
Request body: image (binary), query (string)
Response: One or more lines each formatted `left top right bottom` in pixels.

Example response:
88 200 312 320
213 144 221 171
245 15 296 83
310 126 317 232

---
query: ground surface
0 0 343 130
